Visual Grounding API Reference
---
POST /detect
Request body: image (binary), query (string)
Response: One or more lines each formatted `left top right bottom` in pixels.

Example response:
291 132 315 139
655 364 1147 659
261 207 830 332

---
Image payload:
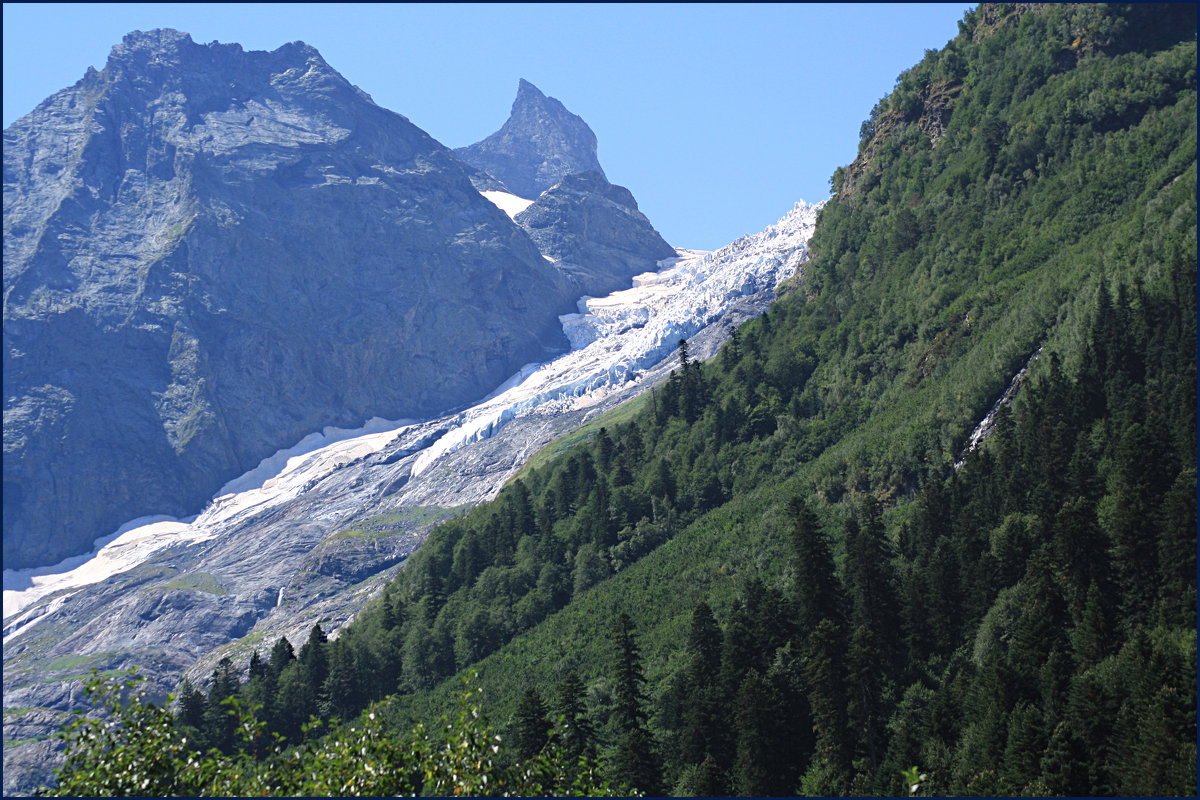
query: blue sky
3 3 973 251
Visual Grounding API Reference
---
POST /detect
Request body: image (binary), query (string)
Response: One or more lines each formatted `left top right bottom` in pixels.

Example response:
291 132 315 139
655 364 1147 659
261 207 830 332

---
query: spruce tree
731 669 788 796
267 636 295 678
803 618 849 794
789 495 843 640
609 613 663 795
200 657 239 754
555 670 596 762
514 686 551 761
298 623 330 715
321 638 361 721
176 678 205 733
679 602 724 766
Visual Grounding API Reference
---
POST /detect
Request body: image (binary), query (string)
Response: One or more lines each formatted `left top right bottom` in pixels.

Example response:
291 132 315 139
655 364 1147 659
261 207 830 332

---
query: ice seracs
2 199 823 637
410 200 822 476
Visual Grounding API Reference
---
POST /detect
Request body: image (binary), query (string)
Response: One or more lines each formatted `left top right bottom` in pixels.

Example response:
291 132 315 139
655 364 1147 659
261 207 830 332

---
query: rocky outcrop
454 79 605 199
515 170 677 299
457 80 674 308
3 30 589 570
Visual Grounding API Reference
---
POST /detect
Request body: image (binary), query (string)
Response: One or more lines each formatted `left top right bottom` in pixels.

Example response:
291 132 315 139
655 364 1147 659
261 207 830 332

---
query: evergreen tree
298 623 330 716
731 669 788 796
514 686 551 761
555 670 596 762
1000 701 1046 794
609 613 663 795
789 496 843 640
321 638 362 721
200 657 239 754
267 636 295 678
679 602 725 766
686 753 727 797
1155 467 1197 628
803 618 849 794
176 678 205 733
843 497 902 778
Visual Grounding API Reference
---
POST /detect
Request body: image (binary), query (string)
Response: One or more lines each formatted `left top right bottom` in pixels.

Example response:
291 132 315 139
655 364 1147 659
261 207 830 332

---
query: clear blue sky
3 3 973 251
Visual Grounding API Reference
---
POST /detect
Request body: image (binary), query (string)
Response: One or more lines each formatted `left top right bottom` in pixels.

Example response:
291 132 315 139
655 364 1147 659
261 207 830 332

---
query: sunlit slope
360 4 1195 776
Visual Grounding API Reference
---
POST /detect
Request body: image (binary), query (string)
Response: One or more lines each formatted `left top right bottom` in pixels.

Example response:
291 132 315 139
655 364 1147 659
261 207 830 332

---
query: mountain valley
4 4 1196 797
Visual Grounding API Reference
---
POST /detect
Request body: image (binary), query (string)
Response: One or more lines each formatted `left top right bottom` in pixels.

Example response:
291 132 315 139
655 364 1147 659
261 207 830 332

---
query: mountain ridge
3 31 659 572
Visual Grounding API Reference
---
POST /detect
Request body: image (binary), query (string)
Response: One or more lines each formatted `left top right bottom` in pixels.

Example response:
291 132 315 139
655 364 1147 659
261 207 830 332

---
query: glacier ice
2 199 823 630
410 200 822 476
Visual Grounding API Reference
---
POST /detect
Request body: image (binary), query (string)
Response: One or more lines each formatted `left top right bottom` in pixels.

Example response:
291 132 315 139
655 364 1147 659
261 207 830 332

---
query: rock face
515 170 677 298
454 79 606 199
457 80 675 301
2 31 598 570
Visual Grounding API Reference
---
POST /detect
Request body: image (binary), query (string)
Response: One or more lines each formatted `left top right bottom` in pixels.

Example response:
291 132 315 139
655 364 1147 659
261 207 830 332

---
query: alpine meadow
22 3 1198 797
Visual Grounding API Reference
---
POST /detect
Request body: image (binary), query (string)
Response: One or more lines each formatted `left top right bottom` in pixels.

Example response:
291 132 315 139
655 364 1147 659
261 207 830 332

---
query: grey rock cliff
515 170 677 298
3 30 584 570
454 79 605 199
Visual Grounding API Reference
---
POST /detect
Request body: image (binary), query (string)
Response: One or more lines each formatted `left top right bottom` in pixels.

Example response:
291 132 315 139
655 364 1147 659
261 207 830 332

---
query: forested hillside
48 4 1196 796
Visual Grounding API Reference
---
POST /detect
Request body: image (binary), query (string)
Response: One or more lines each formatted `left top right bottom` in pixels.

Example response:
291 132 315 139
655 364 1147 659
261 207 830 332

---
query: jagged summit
454 79 606 199
3 31 579 572
109 28 321 66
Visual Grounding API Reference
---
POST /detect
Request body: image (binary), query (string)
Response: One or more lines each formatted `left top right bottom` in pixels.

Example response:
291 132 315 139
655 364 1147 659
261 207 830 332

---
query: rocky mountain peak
454 79 606 199
2 32 578 572
88 28 369 116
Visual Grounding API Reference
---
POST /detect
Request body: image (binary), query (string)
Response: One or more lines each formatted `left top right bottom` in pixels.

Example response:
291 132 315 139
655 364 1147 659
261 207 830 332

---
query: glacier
2 200 821 790
2 200 821 634
411 201 820 476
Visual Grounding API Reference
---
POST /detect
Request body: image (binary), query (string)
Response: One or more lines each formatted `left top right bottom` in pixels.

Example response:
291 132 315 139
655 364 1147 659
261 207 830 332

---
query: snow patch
3 516 203 629
3 416 417 625
480 190 534 220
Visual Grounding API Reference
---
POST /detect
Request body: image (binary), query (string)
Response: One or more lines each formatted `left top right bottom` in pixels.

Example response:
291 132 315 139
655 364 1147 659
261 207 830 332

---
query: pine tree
1050 495 1110 621
1155 467 1197 628
843 497 902 778
731 669 788 796
200 657 239 754
804 618 849 794
514 686 551 761
1000 701 1045 793
247 650 267 682
687 753 727 797
679 602 725 766
1069 581 1111 669
555 670 596 762
268 636 295 678
1040 720 1086 796
298 623 330 716
789 496 843 640
176 678 205 733
609 613 663 795
321 638 362 721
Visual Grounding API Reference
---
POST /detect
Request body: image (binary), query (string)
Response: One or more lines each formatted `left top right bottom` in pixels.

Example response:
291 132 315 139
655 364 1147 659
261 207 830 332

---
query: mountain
464 81 677 299
2 202 818 796
77 4 1188 797
515 170 679 298
455 78 605 199
2 30 806 793
3 34 651 572
15 4 1198 797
